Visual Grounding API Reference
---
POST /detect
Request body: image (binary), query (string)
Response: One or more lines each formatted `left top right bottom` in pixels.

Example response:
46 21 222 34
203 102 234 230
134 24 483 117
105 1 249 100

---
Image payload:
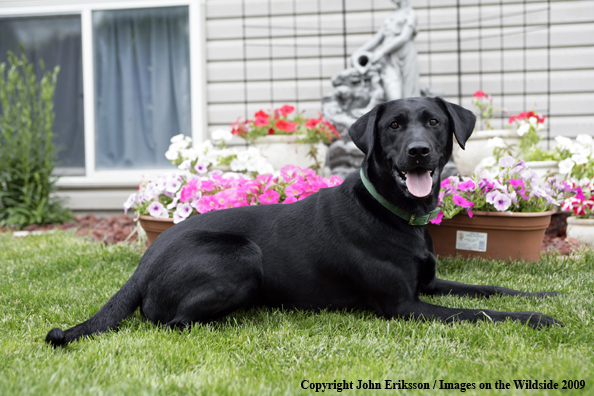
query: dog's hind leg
140 231 264 328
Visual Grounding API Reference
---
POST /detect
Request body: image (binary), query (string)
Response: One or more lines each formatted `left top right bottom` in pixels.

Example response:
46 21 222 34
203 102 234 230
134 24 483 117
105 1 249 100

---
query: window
93 7 191 170
0 1 204 184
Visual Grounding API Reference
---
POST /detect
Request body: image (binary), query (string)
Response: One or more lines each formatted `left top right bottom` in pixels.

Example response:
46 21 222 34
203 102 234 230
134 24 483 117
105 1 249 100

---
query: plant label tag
456 231 487 252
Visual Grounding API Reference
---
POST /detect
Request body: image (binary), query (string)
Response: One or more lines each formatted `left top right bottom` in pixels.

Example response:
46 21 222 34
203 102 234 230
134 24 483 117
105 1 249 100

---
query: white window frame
0 0 207 188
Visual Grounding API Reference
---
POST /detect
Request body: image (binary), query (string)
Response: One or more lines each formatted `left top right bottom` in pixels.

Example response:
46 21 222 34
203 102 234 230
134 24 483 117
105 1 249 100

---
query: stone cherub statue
323 0 426 179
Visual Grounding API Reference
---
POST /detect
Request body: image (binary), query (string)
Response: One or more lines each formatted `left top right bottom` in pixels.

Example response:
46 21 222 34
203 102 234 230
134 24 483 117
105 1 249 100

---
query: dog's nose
407 143 431 158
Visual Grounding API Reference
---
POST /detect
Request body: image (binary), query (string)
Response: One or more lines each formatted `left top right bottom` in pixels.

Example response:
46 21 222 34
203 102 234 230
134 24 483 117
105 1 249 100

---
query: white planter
251 134 327 173
453 129 520 176
524 160 560 179
566 217 594 245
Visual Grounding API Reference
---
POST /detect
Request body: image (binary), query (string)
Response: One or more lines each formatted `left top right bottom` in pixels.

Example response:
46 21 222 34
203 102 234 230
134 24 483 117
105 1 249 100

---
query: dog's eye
429 119 439 126
390 122 400 130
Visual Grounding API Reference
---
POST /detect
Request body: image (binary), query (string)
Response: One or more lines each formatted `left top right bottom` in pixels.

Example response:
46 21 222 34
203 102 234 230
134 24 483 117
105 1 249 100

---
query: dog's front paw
516 311 562 328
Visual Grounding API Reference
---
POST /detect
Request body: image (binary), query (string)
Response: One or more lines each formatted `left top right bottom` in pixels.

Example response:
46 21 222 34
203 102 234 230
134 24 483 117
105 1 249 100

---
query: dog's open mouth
396 167 435 198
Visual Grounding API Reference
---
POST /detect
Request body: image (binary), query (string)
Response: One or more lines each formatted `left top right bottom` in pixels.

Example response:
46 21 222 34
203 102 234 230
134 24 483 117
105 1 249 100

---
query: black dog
46 97 560 346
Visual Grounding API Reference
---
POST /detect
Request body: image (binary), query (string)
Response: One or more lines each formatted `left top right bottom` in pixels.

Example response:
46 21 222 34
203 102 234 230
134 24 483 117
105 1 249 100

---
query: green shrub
0 50 71 229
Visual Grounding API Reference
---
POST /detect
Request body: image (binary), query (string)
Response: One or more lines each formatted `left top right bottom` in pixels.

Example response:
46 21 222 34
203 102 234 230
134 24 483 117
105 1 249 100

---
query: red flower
231 117 249 136
285 122 298 133
473 90 485 98
275 119 290 131
267 128 275 135
305 118 320 128
320 119 340 139
508 110 545 124
278 105 295 116
254 110 270 127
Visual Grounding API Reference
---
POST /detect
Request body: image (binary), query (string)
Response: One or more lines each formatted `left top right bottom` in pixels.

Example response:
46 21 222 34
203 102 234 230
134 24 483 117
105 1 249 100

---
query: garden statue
324 0 446 179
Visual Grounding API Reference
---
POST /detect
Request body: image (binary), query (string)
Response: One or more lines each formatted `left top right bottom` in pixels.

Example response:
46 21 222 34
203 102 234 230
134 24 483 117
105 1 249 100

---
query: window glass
93 6 191 170
0 15 85 175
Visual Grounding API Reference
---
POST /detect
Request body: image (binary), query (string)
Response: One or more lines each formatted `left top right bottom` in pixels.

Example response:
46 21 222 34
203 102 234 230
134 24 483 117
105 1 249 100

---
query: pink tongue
406 170 433 197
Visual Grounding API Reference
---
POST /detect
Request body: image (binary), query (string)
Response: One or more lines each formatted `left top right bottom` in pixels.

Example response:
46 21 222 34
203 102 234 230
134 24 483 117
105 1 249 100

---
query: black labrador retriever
46 97 560 346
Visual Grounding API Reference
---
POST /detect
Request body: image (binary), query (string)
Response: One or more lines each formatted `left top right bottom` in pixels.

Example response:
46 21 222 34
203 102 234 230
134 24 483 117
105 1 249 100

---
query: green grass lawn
1 231 593 395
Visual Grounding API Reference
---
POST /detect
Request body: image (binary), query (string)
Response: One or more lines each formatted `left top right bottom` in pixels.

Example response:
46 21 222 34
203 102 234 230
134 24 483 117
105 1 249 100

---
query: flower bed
126 165 343 224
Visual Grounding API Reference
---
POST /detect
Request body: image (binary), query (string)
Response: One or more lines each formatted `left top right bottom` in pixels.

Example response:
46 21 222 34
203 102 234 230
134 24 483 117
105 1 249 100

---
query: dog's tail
45 276 141 347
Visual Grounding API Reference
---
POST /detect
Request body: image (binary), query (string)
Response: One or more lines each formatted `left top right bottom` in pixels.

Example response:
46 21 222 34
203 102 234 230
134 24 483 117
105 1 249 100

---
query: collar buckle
408 214 416 225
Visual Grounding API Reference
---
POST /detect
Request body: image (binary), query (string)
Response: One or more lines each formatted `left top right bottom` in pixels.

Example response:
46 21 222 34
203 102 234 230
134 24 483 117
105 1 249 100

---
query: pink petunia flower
258 189 280 205
453 195 475 208
509 179 524 189
180 179 198 202
429 211 444 225
194 195 219 214
283 196 298 204
458 180 475 192
199 180 215 192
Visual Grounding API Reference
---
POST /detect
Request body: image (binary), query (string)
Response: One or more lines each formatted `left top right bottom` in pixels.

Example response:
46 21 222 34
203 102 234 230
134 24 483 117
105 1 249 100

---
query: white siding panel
207 2 591 41
209 79 333 103
205 0 594 137
208 57 346 82
208 100 327 125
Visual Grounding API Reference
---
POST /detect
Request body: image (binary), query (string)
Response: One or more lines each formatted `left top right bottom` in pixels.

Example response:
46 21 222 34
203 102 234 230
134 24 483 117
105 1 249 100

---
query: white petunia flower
211 129 233 143
516 123 530 136
487 137 506 148
165 149 179 161
558 158 575 175
554 136 573 151
576 134 593 146
230 158 247 172
571 152 589 165
170 134 185 143
236 150 250 162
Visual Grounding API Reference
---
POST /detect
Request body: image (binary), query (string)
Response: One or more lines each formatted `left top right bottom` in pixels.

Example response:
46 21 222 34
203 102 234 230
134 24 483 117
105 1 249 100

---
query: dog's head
349 97 475 213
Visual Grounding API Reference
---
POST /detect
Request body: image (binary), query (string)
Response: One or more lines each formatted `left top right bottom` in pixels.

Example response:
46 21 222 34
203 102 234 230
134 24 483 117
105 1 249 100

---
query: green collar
359 169 441 226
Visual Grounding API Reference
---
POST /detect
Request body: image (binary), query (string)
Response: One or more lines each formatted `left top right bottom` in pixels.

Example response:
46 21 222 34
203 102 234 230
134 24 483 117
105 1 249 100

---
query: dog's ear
435 97 476 150
349 103 385 159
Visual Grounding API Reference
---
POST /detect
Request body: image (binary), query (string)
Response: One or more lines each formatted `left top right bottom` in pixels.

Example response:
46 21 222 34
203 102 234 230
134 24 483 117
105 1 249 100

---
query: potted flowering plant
453 91 520 176
428 156 572 261
231 104 340 173
562 179 594 245
125 162 343 246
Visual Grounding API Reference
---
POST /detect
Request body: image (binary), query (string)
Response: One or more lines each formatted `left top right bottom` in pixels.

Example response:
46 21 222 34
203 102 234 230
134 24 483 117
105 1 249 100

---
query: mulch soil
3 212 582 255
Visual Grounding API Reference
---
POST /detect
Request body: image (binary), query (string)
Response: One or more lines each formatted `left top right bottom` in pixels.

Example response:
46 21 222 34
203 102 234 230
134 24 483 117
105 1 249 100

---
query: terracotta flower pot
428 210 554 262
139 215 175 247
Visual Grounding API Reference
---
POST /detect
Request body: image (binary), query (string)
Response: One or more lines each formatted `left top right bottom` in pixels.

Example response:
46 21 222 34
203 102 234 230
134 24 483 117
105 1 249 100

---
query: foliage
1 231 593 395
472 90 495 130
433 156 573 224
508 110 547 160
126 165 343 223
0 50 71 229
